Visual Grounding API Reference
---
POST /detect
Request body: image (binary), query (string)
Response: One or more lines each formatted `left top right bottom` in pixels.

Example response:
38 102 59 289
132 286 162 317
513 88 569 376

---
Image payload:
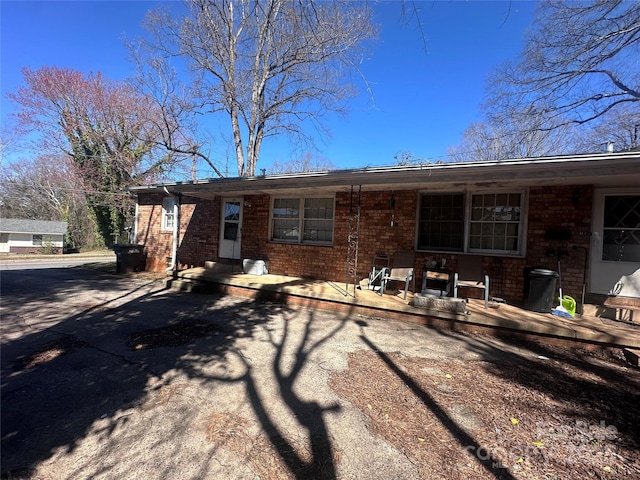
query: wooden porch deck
174 266 640 351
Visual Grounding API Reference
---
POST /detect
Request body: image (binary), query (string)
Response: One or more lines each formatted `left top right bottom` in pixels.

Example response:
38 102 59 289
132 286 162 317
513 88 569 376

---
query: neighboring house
130 152 640 303
0 219 67 255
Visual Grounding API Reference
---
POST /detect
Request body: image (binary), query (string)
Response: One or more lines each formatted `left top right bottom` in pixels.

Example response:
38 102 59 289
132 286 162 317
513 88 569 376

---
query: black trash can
523 267 559 313
113 244 146 273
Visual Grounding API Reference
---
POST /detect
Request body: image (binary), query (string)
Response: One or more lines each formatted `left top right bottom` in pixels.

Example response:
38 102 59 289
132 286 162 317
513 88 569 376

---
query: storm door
590 189 640 296
219 198 243 259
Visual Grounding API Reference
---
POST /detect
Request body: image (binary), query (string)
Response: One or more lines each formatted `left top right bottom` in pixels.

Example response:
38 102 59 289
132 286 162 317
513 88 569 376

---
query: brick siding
136 185 592 305
135 193 218 272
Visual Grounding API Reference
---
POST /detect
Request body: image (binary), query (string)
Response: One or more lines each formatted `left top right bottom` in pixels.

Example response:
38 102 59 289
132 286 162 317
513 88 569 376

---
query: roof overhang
129 152 640 199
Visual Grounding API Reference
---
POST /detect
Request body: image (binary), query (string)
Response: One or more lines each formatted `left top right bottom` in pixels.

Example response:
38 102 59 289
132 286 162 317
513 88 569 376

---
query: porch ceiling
131 152 640 198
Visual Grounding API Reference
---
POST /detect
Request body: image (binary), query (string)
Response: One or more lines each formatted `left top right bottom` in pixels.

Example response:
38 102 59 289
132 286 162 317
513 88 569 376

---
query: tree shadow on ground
249 307 347 479
8 267 636 479
176 292 352 479
355 320 517 480
426 327 640 473
455 331 640 443
1 268 349 479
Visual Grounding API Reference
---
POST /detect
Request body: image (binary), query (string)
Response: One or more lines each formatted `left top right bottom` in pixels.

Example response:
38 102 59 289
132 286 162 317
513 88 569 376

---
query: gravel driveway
2 267 636 479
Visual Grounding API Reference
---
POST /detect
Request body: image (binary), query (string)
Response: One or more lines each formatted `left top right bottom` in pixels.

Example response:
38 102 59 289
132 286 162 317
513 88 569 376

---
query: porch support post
172 193 181 278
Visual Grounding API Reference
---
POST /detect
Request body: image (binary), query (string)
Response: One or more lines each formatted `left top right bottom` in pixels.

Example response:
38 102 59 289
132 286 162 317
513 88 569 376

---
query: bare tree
392 151 444 166
0 154 96 248
8 67 186 245
572 103 640 152
137 0 377 177
268 152 336 174
128 45 226 178
447 113 576 162
487 1 640 130
0 126 19 161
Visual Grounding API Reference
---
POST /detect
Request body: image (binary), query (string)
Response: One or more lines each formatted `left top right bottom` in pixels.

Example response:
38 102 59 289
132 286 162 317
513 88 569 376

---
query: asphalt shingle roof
0 218 68 235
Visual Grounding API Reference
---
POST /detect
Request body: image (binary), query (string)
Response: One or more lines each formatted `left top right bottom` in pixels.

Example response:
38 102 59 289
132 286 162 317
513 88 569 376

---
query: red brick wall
177 196 219 269
136 193 167 271
241 192 349 279
429 185 593 304
520 185 592 303
240 194 270 260
240 190 418 280
136 185 593 304
135 193 219 271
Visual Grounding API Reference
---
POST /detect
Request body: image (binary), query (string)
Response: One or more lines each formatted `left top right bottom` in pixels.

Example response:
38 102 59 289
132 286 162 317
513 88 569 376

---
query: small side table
422 267 452 297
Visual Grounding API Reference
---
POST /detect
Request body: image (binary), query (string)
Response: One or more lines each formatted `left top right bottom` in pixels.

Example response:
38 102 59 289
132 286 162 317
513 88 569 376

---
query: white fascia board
129 152 640 196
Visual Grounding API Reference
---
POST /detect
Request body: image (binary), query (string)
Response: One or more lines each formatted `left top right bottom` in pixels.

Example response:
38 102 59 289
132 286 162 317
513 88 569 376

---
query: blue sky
1 1 537 176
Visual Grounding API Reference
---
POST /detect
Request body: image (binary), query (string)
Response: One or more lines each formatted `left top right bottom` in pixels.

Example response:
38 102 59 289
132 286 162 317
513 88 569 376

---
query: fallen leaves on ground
329 341 640 479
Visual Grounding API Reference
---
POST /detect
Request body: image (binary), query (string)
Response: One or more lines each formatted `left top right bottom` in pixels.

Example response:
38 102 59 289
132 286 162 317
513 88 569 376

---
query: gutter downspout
132 200 139 244
172 194 181 278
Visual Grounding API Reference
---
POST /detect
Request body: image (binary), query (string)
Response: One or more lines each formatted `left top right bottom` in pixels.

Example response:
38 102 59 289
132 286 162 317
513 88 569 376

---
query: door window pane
603 195 640 261
225 202 240 221
223 201 241 241
223 222 238 241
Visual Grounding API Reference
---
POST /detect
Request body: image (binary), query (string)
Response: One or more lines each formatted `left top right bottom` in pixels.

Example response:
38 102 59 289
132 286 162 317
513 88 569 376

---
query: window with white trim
469 193 522 252
271 196 334 244
32 234 43 246
418 191 525 254
162 197 175 231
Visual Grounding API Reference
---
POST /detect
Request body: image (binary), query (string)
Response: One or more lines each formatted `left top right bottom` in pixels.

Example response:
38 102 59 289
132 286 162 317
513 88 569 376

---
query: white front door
590 189 640 297
219 198 243 259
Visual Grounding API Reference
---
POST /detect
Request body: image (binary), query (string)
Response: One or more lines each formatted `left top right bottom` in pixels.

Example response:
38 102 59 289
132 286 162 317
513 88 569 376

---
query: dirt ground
1 267 639 479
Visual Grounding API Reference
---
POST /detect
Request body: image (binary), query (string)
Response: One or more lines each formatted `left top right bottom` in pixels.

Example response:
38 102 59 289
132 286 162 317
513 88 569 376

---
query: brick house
131 152 640 304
